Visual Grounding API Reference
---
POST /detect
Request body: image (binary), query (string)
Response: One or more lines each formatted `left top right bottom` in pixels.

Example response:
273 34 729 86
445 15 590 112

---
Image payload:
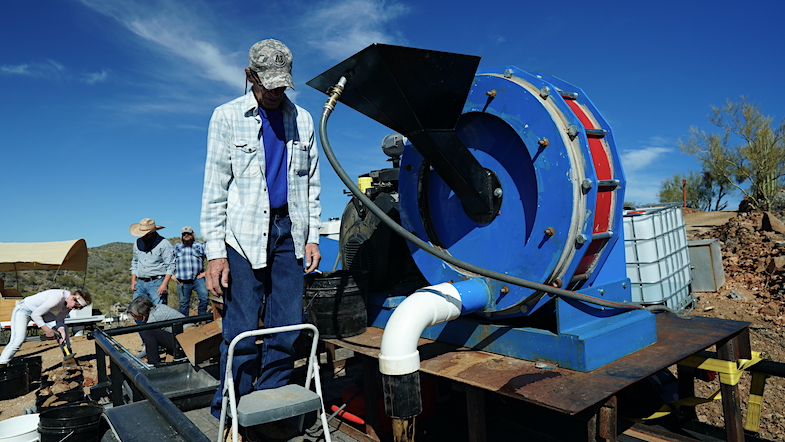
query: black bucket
305 270 368 339
36 388 87 412
38 404 103 442
12 355 42 382
0 363 30 399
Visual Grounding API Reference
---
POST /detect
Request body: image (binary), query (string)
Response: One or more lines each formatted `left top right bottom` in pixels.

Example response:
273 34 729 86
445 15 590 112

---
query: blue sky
2 0 784 248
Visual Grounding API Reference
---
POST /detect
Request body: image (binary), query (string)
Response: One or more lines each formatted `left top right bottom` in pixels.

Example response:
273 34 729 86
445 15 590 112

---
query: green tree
679 97 785 211
658 171 717 210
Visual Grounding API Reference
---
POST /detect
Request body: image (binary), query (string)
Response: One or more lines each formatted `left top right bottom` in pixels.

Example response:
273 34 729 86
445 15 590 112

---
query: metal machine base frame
368 294 657 371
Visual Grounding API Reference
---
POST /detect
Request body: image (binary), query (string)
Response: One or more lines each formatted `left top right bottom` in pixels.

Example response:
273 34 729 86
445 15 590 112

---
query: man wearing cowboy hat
130 218 175 306
201 39 321 425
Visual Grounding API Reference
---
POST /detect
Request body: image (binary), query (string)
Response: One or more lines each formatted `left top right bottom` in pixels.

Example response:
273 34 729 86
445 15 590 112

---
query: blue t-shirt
259 107 288 209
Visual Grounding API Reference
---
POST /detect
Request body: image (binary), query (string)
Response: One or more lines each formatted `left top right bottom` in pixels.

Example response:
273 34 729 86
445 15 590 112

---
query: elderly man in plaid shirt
173 226 209 316
200 39 321 424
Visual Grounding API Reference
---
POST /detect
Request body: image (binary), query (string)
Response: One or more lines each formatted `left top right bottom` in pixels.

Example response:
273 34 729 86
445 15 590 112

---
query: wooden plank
0 297 23 322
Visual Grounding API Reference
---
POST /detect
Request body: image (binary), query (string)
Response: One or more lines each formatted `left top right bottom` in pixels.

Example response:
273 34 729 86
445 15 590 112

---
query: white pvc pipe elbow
378 280 487 376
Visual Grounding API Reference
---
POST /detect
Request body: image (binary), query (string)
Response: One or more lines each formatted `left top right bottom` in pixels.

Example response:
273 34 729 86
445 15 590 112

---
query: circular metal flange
399 71 591 317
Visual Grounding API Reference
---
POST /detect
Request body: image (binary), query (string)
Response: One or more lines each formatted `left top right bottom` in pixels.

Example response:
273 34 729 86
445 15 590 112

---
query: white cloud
301 0 410 61
85 70 109 84
1 60 64 77
47 60 66 72
77 0 241 88
74 0 411 89
620 143 677 205
0 64 31 75
126 18 239 86
620 146 673 174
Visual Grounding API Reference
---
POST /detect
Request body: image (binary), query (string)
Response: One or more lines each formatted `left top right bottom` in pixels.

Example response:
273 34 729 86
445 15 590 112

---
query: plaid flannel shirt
200 91 321 269
174 240 206 280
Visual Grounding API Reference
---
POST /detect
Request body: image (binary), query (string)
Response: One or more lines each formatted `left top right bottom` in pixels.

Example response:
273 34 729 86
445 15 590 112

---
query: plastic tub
305 270 368 338
0 414 40 442
38 404 103 442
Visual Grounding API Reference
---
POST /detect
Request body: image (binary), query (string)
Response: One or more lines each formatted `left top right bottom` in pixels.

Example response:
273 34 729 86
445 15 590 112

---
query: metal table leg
361 354 382 441
465 385 486 442
717 329 751 442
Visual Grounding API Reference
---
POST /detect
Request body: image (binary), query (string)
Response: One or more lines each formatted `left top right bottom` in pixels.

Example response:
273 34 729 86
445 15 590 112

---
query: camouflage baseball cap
248 39 295 90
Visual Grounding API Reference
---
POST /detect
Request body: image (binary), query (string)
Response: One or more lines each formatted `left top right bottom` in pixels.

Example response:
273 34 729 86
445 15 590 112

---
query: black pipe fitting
381 372 422 419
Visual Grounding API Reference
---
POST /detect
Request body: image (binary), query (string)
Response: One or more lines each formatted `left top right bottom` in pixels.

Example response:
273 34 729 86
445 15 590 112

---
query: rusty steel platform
325 313 752 442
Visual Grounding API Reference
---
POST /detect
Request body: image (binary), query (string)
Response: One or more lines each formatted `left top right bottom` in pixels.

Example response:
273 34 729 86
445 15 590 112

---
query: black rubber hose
317 81 673 314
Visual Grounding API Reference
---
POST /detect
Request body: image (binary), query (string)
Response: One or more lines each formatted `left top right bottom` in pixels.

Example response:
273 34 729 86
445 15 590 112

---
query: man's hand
157 275 171 296
206 258 230 296
304 243 321 274
130 275 137 292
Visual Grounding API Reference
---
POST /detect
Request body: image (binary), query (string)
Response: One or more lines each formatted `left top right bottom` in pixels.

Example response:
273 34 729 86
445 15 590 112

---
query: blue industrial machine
308 45 659 398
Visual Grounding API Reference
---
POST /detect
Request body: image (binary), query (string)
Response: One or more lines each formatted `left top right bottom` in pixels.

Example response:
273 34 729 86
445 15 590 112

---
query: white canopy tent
0 239 88 293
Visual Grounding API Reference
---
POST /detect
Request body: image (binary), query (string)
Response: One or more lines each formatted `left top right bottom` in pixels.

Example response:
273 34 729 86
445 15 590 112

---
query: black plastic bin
304 270 368 339
0 363 29 400
36 388 88 412
38 404 104 442
11 355 42 382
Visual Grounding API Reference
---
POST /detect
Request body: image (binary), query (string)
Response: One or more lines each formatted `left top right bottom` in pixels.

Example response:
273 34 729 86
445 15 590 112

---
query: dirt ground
1 209 784 440
680 209 785 441
0 325 141 421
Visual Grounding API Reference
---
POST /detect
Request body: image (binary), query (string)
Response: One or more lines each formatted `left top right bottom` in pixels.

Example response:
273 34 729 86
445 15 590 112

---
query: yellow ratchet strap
627 389 721 422
679 351 763 386
745 371 769 432
631 351 766 430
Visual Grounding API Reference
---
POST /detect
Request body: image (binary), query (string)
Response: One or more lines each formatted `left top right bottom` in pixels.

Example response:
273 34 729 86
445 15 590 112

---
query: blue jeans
0 301 63 364
133 278 168 333
210 215 304 419
133 278 168 305
178 277 209 316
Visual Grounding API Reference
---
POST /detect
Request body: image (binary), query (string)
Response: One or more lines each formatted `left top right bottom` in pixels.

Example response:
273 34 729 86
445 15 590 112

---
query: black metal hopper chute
307 44 501 223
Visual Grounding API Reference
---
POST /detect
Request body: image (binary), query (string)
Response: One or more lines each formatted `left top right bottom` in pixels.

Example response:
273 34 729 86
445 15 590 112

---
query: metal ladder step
236 384 322 427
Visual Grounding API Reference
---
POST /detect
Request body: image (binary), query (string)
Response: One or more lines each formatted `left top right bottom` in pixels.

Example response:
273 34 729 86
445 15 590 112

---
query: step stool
217 323 331 442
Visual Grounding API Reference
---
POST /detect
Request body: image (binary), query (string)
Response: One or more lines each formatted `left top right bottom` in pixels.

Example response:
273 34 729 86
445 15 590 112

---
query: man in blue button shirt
173 226 208 316
130 218 175 305
201 39 322 424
